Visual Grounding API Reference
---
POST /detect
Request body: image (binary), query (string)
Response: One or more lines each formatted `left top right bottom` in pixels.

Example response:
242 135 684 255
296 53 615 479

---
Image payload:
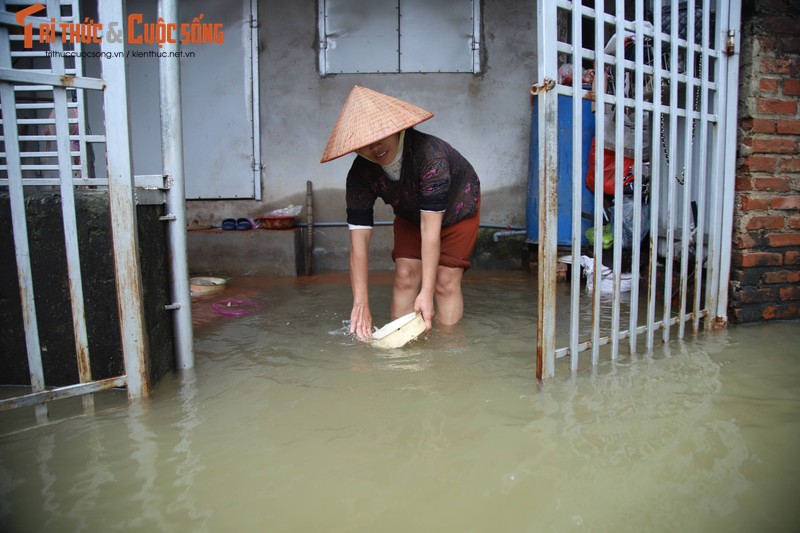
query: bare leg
434 266 465 325
391 258 422 319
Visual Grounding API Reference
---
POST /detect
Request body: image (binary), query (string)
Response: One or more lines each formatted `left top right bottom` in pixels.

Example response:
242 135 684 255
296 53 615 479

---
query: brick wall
731 0 800 322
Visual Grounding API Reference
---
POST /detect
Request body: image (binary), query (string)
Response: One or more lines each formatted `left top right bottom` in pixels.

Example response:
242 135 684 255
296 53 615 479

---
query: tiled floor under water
1 270 798 532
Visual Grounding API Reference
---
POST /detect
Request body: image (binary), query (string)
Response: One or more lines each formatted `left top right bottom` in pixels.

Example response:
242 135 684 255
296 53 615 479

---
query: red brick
741 118 777 134
754 177 792 191
738 287 781 305
735 176 754 192
751 137 796 154
735 233 759 249
768 232 800 247
760 78 780 93
755 98 798 115
762 304 800 320
777 119 800 135
732 306 763 324
789 215 800 229
740 252 784 267
781 37 800 54
741 118 777 133
762 58 800 76
740 154 778 173
739 195 771 210
770 195 800 210
785 79 800 96
777 157 800 173
739 268 768 286
761 17 800 37
786 251 800 265
762 270 800 284
780 286 800 302
746 215 785 230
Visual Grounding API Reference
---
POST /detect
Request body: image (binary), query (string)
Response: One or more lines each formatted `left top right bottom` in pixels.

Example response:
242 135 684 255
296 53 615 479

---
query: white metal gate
0 0 149 420
534 0 742 379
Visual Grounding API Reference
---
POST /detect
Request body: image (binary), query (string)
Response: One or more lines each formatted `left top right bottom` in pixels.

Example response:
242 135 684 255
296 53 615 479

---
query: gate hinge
159 214 176 221
530 78 556 95
165 303 181 310
725 29 736 56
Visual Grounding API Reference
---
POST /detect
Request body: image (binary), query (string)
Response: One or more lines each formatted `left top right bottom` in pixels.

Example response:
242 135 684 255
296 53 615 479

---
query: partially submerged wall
0 192 175 388
731 0 800 322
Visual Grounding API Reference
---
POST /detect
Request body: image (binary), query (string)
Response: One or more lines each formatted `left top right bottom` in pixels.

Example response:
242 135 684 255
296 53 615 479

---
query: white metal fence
534 0 742 379
0 0 149 421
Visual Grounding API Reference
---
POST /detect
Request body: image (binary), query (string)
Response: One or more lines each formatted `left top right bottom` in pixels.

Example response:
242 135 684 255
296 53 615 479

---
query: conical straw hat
320 85 434 163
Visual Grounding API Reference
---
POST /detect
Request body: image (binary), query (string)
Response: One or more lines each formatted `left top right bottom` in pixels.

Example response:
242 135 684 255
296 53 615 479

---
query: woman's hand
414 292 435 331
349 228 373 340
418 210 444 331
349 302 373 340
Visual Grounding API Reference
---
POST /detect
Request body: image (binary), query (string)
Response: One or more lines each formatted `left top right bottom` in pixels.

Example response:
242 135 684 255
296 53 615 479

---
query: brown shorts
392 208 480 271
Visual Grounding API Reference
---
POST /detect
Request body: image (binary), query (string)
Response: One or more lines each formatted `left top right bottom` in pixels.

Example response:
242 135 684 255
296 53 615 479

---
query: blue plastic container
526 93 596 245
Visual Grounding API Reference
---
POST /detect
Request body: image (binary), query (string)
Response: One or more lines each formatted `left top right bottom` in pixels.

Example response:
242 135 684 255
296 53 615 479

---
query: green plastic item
585 224 613 250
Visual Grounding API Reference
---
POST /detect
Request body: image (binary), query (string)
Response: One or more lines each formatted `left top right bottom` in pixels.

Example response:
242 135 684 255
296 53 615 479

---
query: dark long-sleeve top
345 128 480 228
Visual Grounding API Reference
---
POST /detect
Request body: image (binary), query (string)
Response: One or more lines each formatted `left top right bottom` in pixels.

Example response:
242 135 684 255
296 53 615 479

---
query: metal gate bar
534 0 559 380
98 0 150 398
628 0 647 353
567 0 584 372
677 0 696 339
691 0 711 335
589 1 606 367
0 20 47 421
610 0 626 360
710 0 741 323
537 0 741 379
46 0 92 410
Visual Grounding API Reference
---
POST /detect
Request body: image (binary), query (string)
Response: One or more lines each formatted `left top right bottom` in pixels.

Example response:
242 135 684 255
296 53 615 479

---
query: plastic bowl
190 276 227 296
370 312 426 349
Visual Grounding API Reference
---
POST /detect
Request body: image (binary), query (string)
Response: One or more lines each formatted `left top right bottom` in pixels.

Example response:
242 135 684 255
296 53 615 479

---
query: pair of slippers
222 218 255 230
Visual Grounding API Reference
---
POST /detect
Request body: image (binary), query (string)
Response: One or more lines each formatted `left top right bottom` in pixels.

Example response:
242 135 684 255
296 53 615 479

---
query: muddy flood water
1 271 799 532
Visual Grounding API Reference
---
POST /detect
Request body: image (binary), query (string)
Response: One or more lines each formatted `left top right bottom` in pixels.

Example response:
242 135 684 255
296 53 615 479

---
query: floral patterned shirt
345 129 480 228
